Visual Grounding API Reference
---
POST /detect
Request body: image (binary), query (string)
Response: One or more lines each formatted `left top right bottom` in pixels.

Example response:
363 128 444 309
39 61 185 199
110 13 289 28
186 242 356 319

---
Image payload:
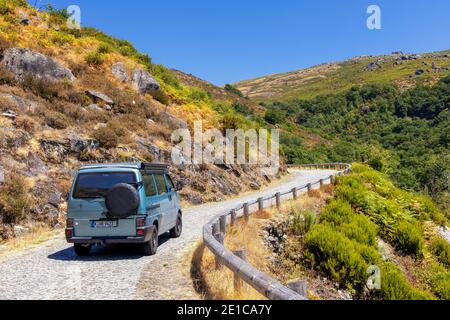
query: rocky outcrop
1 48 75 82
0 93 39 113
85 90 114 105
158 111 188 129
39 136 100 162
112 62 128 82
131 69 160 94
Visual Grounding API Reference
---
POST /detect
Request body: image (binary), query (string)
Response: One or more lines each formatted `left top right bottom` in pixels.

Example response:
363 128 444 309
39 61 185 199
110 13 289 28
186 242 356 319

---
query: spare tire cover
105 183 140 218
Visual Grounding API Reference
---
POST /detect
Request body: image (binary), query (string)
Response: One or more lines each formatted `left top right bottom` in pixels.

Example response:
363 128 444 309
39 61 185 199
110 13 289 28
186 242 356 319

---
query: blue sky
32 0 450 85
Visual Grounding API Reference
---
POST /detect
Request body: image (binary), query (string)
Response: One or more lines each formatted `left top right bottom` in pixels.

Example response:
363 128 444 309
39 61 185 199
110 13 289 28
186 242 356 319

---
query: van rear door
68 171 137 237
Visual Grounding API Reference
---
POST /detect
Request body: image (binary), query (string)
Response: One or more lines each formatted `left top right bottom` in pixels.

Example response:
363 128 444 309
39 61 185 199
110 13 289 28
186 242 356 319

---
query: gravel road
0 169 335 300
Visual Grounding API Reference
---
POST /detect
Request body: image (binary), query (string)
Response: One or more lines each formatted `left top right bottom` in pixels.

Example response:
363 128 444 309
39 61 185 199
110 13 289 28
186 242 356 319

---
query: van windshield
73 172 136 199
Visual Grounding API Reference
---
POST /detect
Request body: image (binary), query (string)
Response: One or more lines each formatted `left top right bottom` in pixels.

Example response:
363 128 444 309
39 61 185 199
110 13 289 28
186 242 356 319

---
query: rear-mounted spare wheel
105 183 140 218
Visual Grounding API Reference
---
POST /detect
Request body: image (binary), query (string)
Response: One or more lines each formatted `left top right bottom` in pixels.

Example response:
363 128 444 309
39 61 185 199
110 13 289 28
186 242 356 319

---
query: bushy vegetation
305 223 380 289
375 263 434 300
224 84 244 97
0 174 31 225
430 238 450 267
270 78 450 211
392 221 424 257
300 165 448 299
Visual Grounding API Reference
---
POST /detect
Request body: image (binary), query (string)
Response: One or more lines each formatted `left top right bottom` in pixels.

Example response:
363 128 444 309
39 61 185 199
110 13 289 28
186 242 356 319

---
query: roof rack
140 162 169 171
79 162 169 172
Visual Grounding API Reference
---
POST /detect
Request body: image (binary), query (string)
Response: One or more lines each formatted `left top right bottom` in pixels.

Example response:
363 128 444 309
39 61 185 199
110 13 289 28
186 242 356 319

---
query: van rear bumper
66 226 153 244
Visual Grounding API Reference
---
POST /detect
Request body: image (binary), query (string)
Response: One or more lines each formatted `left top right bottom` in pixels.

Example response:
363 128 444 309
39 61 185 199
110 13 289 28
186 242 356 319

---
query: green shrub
305 224 378 288
431 272 450 300
320 199 355 226
291 209 316 236
224 84 244 97
430 238 450 267
51 33 74 46
150 90 170 105
392 221 424 257
0 174 31 225
339 214 378 246
85 52 104 66
188 87 211 103
93 126 119 148
97 43 112 54
376 263 434 300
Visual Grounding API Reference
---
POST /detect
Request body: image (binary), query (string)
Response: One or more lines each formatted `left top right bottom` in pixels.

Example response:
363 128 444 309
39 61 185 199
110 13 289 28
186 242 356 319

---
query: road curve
0 169 335 300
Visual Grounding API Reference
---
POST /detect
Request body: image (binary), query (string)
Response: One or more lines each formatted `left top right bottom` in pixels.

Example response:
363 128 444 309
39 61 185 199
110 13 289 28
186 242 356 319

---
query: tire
105 183 140 218
170 213 182 238
74 243 91 256
143 226 158 256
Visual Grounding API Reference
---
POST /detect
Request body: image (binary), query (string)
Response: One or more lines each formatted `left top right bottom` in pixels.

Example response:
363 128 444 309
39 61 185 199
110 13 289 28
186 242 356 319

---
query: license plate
92 220 118 228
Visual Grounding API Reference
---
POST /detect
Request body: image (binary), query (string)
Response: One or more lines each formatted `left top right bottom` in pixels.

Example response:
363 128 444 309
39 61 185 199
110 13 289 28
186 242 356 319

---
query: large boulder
0 93 39 113
131 69 160 95
112 62 128 82
1 48 75 82
158 111 188 130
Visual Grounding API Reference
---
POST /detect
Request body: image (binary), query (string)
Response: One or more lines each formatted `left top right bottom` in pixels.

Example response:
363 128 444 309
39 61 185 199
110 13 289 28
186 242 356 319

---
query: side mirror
175 181 183 192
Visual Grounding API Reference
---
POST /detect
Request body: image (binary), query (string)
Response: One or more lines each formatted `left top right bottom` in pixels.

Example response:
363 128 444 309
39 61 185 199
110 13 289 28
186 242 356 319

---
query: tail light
66 218 74 238
136 217 146 228
66 218 74 228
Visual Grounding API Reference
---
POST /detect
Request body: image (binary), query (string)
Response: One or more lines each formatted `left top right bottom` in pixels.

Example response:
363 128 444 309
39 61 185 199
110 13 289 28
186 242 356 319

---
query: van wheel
74 244 91 256
143 226 158 256
170 214 182 238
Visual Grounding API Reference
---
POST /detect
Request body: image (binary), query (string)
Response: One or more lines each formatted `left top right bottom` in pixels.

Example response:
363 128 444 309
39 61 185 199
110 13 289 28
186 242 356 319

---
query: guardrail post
214 232 225 270
292 188 298 200
232 249 247 293
286 279 308 297
258 197 264 211
220 215 227 235
330 175 335 185
307 183 312 192
276 192 281 209
230 209 237 228
243 203 249 223
319 179 324 187
212 222 219 238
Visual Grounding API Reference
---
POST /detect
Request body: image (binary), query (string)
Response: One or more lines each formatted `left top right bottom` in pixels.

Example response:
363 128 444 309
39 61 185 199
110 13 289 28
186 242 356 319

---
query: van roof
79 162 169 171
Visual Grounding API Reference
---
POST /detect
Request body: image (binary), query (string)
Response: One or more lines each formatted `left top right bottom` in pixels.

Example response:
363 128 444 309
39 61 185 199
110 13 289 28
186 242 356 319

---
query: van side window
154 174 168 195
165 174 175 190
143 174 157 197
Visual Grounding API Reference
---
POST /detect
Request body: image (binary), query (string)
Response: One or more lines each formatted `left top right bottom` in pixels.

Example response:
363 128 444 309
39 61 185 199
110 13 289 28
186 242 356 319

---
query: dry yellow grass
190 185 334 300
0 225 62 258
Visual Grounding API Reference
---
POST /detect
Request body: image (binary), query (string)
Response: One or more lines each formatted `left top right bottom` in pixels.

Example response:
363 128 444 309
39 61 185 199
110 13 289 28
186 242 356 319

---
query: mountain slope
0 3 281 240
234 51 450 101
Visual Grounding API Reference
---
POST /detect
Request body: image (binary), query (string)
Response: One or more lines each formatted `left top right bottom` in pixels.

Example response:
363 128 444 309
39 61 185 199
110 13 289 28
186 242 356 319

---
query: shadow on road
47 234 171 262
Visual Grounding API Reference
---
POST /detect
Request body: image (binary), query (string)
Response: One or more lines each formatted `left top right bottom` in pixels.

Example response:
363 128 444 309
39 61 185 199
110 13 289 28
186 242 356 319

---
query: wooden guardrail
202 163 352 300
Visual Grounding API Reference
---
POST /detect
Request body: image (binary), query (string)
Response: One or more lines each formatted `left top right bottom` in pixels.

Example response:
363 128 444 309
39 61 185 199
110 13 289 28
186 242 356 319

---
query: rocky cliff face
0 5 282 239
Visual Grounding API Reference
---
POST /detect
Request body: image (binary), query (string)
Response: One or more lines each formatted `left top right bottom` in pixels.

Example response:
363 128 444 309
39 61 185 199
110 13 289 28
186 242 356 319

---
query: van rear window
73 172 136 199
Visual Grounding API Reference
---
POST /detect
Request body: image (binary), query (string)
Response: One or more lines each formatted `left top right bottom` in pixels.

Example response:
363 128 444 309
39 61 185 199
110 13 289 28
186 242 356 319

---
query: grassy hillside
0 2 281 240
234 51 450 101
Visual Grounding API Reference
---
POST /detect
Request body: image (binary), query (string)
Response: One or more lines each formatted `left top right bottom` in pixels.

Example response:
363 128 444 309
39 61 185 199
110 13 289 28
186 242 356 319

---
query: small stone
86 104 102 111
1 109 17 119
85 90 114 105
0 166 4 184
